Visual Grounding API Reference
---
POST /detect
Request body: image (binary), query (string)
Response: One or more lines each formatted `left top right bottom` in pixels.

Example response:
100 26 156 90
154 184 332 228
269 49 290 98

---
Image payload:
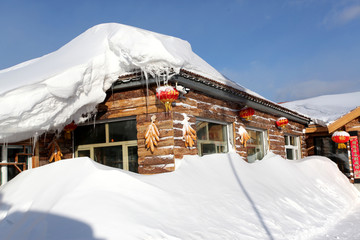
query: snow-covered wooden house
281 92 360 182
0 23 310 185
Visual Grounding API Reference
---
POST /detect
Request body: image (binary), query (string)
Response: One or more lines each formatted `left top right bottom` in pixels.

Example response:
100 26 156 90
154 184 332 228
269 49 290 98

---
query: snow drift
0 153 358 240
0 23 258 143
281 91 360 125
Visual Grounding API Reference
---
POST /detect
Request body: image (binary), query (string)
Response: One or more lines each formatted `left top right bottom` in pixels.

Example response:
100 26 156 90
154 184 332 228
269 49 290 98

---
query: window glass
94 146 123 169
285 135 300 160
78 150 91 158
208 123 226 141
7 146 31 182
286 149 294 160
196 121 229 156
75 120 138 173
246 129 266 163
128 146 139 173
108 120 137 142
196 122 207 141
75 124 106 146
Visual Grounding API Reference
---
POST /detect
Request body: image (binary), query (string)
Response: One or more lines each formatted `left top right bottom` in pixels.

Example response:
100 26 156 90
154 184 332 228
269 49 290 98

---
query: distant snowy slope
0 23 260 143
281 91 360 125
0 153 358 240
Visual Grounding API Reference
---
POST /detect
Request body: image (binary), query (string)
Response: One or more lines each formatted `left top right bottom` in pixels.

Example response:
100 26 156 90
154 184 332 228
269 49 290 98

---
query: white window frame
196 118 235 156
75 118 138 171
284 135 301 160
245 127 268 163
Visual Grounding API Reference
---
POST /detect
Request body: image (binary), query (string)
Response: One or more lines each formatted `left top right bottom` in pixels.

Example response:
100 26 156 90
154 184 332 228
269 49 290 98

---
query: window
196 120 233 156
246 128 268 163
285 135 301 160
75 119 138 173
1 145 32 186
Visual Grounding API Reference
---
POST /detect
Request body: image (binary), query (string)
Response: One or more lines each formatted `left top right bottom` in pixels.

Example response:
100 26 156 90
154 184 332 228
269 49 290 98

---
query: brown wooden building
0 70 310 185
305 106 360 182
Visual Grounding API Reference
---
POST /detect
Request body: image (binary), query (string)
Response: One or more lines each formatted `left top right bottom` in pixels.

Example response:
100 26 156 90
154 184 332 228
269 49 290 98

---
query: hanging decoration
145 115 160 153
63 121 77 139
238 126 251 147
331 131 350 149
156 85 179 112
182 114 196 148
276 117 289 128
239 107 255 120
48 138 63 162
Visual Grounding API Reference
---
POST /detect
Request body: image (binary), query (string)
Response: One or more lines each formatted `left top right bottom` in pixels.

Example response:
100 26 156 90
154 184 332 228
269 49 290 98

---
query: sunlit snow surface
0 153 359 240
281 91 360 125
0 23 260 143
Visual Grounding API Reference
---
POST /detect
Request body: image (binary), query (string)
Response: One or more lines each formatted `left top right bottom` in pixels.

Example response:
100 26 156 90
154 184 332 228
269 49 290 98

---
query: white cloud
275 79 360 101
323 3 360 26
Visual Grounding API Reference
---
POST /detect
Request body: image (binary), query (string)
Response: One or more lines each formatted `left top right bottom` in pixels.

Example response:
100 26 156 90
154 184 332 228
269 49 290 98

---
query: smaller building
282 92 360 182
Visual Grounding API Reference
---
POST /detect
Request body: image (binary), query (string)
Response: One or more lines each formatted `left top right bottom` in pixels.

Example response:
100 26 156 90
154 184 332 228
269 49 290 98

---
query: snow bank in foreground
0 23 257 143
0 153 359 240
281 91 360 125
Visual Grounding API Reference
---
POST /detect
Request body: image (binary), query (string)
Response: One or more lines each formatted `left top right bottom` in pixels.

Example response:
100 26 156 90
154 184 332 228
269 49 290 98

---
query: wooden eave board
305 125 328 133
328 106 360 133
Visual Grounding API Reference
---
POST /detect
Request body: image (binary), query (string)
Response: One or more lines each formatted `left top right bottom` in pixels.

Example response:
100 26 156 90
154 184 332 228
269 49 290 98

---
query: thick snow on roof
0 23 261 143
0 153 359 239
281 91 360 125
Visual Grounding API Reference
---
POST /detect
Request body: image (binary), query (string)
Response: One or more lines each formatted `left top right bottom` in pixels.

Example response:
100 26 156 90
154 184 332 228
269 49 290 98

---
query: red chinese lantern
156 85 179 112
63 122 77 139
332 131 350 149
276 117 288 128
239 107 255 120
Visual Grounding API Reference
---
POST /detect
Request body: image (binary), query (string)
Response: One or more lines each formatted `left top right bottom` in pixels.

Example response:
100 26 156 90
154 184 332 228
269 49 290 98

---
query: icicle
93 113 97 129
32 133 39 155
143 71 150 110
111 85 114 104
43 131 47 146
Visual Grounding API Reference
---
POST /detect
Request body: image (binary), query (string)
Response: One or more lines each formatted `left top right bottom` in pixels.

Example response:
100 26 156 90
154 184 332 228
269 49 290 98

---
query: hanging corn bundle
238 126 251 147
182 114 196 148
145 115 160 153
48 138 63 162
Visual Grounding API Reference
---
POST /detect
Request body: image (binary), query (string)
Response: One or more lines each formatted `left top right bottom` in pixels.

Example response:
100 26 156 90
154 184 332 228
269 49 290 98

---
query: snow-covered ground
0 153 359 240
281 91 360 125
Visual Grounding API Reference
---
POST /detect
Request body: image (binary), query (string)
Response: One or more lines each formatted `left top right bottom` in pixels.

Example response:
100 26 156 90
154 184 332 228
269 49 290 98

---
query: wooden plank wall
30 84 308 173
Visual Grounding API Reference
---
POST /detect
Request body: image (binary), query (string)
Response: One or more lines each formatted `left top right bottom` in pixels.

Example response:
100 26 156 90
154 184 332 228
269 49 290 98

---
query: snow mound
281 91 360 125
0 153 358 240
0 23 256 143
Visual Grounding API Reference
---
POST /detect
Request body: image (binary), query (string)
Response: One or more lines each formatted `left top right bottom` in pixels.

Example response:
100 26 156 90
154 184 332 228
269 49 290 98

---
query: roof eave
113 72 310 125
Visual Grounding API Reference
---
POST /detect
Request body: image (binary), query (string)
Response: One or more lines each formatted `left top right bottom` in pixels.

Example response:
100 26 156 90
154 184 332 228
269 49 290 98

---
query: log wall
31 85 308 174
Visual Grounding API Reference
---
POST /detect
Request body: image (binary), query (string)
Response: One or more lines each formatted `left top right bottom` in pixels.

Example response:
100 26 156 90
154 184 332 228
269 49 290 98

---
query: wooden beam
305 126 328 133
346 126 360 132
328 107 360 133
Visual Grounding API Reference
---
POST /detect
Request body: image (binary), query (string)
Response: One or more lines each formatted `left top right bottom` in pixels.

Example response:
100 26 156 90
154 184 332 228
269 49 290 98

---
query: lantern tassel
338 143 347 149
164 102 172 112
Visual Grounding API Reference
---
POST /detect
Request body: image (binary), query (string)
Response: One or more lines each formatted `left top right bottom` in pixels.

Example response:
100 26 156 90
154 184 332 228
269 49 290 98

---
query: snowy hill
0 23 261 143
281 91 360 125
0 153 359 240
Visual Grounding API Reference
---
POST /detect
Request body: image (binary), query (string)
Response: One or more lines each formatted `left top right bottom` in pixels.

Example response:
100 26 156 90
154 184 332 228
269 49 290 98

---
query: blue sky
1 0 359 102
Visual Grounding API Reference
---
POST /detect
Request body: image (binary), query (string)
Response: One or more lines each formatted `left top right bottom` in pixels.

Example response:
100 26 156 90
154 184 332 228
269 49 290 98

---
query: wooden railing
0 153 32 173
